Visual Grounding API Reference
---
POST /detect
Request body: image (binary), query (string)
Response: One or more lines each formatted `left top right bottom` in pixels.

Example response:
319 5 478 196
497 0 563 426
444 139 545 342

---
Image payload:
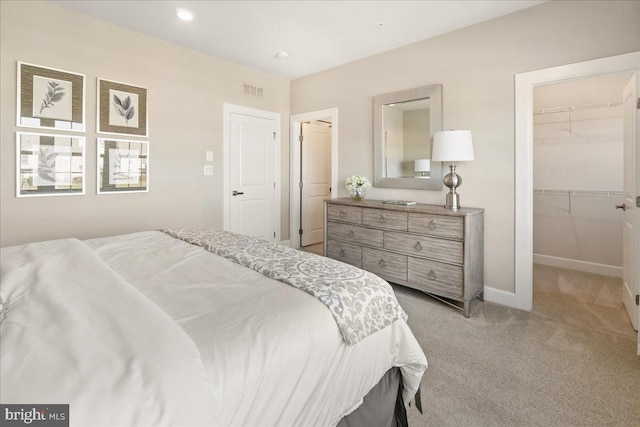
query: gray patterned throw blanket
161 229 407 345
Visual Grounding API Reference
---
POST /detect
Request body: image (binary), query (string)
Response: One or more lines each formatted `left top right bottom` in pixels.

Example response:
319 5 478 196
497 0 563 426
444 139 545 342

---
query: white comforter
0 238 216 426
1 231 427 426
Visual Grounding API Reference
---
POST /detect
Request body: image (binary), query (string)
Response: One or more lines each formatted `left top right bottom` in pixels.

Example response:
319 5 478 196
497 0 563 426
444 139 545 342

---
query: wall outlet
206 151 214 162
204 165 213 176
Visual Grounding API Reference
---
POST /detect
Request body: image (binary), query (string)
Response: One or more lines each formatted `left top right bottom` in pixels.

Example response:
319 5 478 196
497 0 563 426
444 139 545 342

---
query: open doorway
514 52 640 355
299 120 332 253
289 108 339 251
531 72 636 339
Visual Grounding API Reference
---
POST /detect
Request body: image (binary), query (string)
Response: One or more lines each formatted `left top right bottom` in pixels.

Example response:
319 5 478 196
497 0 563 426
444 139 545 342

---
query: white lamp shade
414 159 431 172
432 130 474 162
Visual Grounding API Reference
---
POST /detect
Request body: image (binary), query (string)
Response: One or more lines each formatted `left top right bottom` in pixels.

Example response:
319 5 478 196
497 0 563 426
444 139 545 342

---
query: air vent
242 82 264 99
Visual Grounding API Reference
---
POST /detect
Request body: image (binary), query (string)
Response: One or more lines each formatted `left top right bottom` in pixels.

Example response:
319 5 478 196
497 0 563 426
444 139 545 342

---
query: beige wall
290 0 640 293
0 1 290 247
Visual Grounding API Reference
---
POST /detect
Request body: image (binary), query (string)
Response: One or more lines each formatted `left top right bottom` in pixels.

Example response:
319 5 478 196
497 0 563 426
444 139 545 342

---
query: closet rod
533 101 622 115
533 189 623 197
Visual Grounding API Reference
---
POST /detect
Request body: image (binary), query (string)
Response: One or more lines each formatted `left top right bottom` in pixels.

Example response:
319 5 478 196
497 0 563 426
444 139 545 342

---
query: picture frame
16 62 86 132
16 132 86 197
97 138 149 194
97 78 148 137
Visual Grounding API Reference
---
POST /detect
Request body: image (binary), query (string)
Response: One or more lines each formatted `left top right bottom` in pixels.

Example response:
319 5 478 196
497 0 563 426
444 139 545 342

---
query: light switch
206 151 214 162
204 165 213 176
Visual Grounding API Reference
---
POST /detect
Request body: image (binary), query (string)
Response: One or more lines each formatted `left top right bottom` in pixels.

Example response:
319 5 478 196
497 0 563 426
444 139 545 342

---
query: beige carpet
396 264 639 426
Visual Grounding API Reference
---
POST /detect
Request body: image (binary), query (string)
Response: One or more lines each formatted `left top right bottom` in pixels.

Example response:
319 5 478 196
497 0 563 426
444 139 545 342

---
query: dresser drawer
362 247 407 283
327 221 383 247
362 208 408 231
327 204 362 224
326 239 362 268
408 213 464 240
408 257 463 297
384 231 463 264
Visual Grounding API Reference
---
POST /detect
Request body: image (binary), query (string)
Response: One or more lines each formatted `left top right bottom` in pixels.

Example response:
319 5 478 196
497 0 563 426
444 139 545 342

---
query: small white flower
345 175 371 192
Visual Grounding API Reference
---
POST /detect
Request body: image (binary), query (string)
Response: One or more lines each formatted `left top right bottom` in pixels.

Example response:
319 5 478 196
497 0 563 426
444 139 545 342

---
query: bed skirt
337 368 408 427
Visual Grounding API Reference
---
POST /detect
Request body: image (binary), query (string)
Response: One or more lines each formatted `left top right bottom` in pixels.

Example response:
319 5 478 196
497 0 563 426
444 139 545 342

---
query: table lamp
414 159 431 178
431 130 474 210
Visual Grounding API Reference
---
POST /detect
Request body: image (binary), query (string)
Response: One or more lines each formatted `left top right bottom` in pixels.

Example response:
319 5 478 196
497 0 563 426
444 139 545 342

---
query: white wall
290 0 640 293
0 1 290 247
532 72 630 272
533 72 630 191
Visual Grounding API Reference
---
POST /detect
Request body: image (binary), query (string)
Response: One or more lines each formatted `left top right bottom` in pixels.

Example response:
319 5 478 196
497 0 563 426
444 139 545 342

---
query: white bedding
1 231 427 426
0 238 216 426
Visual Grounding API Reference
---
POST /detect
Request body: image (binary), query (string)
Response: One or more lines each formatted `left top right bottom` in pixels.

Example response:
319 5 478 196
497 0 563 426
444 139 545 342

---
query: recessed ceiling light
276 51 289 59
177 9 194 21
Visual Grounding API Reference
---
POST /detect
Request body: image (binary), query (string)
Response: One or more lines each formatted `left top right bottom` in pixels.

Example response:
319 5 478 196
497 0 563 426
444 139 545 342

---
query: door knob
232 190 244 196
615 203 626 211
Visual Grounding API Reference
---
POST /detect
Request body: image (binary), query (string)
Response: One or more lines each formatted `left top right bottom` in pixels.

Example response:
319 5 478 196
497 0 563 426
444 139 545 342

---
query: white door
229 112 277 241
301 122 331 246
621 73 639 340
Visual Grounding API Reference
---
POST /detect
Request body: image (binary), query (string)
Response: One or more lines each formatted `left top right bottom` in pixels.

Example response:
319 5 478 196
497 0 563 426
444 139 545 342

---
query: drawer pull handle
339 249 346 257
348 230 355 238
378 259 386 268
380 214 386 223
415 241 423 251
340 209 346 218
428 220 437 230
428 270 437 280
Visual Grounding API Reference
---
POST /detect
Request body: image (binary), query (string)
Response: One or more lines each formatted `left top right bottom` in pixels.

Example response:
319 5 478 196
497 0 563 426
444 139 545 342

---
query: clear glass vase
350 187 366 201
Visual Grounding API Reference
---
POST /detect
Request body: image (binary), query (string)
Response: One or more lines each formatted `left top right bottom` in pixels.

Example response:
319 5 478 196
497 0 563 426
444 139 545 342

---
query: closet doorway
532 72 637 338
299 121 331 247
515 52 640 353
289 108 339 250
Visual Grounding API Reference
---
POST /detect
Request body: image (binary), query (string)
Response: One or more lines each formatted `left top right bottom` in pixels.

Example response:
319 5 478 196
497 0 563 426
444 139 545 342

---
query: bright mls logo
1 405 68 426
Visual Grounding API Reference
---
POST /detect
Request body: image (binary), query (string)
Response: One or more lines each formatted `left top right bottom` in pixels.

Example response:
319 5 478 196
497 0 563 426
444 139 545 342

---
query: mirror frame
373 84 443 190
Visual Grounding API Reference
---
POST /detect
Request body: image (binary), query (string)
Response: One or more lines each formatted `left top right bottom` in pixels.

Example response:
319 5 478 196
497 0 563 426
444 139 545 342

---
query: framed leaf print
17 62 85 131
97 79 148 137
16 132 85 197
97 138 149 194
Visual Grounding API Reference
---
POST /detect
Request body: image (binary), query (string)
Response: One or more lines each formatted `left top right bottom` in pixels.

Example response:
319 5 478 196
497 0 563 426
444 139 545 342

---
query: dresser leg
464 301 470 318
478 290 484 302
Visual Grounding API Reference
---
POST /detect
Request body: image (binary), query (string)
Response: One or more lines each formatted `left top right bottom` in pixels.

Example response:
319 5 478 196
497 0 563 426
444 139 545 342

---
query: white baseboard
279 239 291 247
533 254 622 278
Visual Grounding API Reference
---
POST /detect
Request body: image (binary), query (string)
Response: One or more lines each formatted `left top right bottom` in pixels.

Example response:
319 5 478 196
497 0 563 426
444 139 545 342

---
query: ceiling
52 0 546 80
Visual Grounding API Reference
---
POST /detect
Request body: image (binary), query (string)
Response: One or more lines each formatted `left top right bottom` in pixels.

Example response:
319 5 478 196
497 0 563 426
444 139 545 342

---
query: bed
0 229 427 426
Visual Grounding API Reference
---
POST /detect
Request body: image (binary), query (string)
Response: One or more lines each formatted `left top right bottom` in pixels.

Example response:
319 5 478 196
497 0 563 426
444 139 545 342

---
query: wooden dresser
324 198 484 317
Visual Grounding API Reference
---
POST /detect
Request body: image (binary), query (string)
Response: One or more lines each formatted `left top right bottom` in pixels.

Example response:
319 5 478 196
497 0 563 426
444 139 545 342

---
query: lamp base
445 191 460 210
443 163 462 210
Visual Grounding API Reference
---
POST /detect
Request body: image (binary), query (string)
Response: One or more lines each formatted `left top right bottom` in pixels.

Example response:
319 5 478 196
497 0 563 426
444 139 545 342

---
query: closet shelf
533 189 623 197
533 101 622 125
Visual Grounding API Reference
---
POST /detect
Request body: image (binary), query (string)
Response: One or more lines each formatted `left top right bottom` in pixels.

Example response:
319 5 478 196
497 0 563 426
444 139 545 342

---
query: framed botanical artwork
16 62 86 131
16 132 85 197
97 138 149 194
97 79 148 137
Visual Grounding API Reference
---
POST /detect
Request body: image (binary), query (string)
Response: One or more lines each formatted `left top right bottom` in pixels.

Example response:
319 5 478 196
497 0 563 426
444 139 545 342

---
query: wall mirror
373 84 443 189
